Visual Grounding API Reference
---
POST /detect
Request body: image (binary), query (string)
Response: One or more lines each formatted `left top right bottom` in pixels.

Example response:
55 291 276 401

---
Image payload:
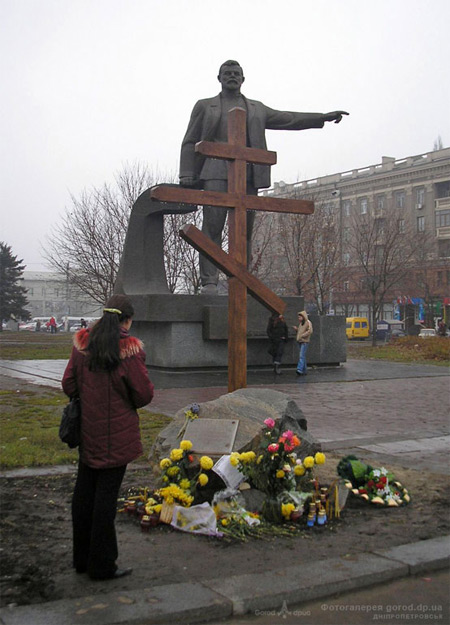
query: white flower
372 469 381 477
380 467 388 476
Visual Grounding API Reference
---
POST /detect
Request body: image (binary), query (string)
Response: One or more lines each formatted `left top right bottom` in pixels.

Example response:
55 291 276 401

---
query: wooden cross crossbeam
151 107 314 391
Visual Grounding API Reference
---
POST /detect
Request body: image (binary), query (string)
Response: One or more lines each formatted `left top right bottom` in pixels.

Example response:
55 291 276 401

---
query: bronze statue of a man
180 59 348 294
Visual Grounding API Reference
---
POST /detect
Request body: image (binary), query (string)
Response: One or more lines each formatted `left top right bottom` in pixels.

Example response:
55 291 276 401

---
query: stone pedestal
131 294 346 369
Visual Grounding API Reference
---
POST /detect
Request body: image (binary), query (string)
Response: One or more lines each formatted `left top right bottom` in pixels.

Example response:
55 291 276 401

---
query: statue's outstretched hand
323 111 349 124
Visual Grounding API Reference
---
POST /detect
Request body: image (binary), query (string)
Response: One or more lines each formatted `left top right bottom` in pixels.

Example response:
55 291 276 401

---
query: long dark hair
87 294 134 371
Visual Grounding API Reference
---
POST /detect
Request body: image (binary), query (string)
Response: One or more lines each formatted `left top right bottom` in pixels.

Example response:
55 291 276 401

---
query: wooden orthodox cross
151 108 314 392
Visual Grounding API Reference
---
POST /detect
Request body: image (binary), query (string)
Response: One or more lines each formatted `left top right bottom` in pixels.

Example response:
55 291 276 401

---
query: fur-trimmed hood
73 327 144 359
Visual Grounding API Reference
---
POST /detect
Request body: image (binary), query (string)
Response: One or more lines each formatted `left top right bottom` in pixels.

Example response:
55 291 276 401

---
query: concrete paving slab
203 553 408 616
0 581 232 625
373 536 450 574
360 436 450 455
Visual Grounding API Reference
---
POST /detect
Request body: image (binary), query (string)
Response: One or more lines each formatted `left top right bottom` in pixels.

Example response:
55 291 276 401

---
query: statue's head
218 60 245 90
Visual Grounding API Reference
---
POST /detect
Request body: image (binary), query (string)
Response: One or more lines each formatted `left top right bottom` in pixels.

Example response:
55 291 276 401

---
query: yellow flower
200 456 213 470
315 452 326 465
180 439 193 451
281 502 295 519
179 479 191 490
160 458 172 469
229 455 239 467
198 473 209 486
167 466 180 477
240 451 256 464
303 456 315 469
294 464 306 476
276 470 285 479
257 454 263 464
154 504 162 514
170 448 183 462
221 518 230 526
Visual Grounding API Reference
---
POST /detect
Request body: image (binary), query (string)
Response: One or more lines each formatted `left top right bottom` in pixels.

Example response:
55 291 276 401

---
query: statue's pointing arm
264 105 349 130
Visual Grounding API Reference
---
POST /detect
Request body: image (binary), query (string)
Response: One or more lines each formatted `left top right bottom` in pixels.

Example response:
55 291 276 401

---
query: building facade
22 271 102 322
260 147 450 328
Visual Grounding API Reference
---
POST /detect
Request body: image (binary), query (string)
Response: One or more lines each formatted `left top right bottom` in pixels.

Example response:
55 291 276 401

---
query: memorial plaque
184 418 239 455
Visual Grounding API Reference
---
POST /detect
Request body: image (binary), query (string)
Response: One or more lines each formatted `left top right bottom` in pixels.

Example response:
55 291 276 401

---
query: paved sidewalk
2 358 449 473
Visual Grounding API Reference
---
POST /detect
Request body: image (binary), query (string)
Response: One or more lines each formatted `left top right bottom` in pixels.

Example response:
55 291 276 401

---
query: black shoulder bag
60 362 82 448
59 397 81 448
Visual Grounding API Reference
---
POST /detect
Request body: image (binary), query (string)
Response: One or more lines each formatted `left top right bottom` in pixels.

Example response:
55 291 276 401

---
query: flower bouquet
157 439 214 522
229 418 326 522
337 455 410 506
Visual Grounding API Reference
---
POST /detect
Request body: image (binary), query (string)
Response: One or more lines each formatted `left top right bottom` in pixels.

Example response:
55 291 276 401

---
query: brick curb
0 536 448 625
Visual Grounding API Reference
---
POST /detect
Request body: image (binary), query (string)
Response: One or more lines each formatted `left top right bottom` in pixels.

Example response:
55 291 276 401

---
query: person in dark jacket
267 313 288 375
62 294 154 580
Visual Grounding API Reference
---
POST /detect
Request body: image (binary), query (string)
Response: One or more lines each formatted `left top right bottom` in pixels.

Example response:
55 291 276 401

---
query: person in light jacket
62 294 154 580
293 310 313 376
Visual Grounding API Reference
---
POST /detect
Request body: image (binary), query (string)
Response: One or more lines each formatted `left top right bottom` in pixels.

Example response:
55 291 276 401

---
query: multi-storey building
22 271 102 322
260 147 450 327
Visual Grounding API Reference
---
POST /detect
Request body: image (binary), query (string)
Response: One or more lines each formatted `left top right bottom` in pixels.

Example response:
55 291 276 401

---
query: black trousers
72 461 127 579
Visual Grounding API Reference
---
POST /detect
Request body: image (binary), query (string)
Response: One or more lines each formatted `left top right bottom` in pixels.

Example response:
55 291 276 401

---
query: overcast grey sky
1 0 449 271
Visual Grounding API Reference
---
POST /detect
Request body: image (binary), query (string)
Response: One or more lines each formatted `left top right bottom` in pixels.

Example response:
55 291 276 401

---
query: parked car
19 322 37 331
418 328 436 339
70 323 82 333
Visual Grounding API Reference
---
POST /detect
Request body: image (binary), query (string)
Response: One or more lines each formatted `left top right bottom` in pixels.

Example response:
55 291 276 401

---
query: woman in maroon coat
62 294 154 580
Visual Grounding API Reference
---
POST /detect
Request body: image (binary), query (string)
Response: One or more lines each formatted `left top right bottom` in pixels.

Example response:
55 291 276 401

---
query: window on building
28 288 34 296
437 271 442 286
416 187 425 207
343 252 350 265
438 239 450 258
359 198 368 214
375 245 384 264
42 288 45 296
375 218 386 237
343 200 351 216
435 209 450 228
343 281 349 292
398 219 405 233
447 271 450 286
343 227 350 243
417 216 425 232
395 191 405 208
376 195 385 211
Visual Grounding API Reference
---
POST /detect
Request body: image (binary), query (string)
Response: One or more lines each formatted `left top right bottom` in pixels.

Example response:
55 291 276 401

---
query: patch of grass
348 336 449 365
0 332 73 360
0 387 172 469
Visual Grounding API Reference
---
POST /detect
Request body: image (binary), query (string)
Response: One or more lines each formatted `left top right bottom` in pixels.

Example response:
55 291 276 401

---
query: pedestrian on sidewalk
62 294 154 581
267 312 288 374
293 310 313 376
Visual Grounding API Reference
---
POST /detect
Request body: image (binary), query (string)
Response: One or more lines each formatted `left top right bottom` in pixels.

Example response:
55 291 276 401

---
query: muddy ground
0 379 449 608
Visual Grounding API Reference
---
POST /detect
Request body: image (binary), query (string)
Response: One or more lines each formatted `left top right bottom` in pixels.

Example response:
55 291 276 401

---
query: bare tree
44 163 201 301
258 196 344 313
163 210 202 294
346 208 416 345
